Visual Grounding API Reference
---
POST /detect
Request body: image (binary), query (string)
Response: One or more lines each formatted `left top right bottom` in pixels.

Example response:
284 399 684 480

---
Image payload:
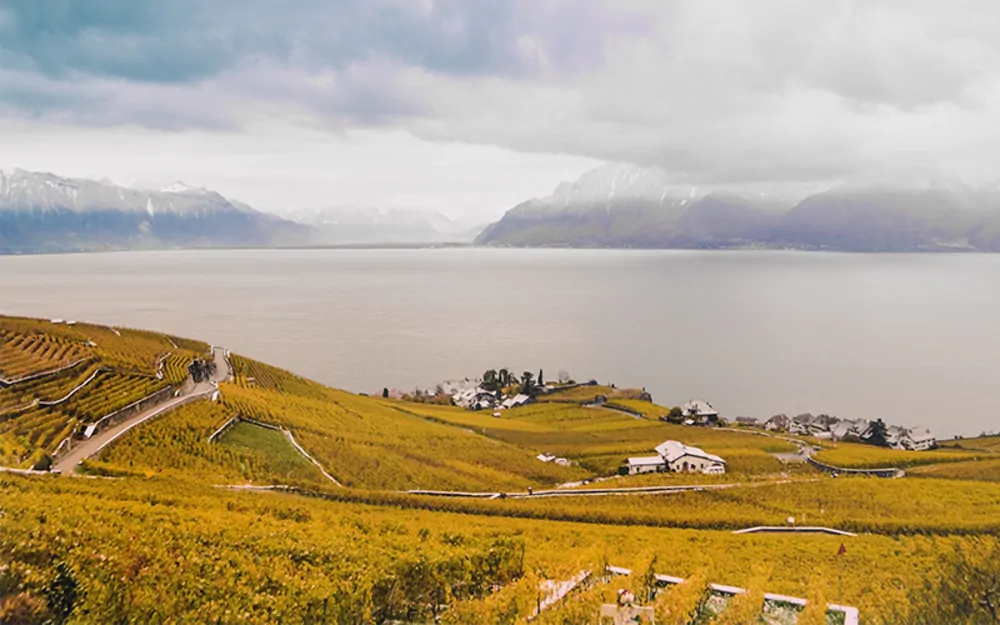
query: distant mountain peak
0 168 311 253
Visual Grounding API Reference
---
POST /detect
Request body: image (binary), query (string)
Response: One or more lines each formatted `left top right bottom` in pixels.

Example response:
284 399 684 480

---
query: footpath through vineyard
52 346 230 474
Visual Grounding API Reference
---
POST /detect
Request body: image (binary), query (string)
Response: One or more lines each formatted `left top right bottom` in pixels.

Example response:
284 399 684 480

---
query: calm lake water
1 248 998 436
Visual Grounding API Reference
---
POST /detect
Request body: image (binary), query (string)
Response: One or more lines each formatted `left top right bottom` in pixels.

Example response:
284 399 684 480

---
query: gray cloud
3 0 1000 185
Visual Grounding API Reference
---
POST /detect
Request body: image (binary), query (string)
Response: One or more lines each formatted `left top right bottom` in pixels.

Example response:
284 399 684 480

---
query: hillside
476 164 1000 251
4 315 1000 622
0 169 311 253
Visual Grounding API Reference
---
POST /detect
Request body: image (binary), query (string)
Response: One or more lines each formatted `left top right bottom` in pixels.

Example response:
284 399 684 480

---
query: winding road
53 347 230 474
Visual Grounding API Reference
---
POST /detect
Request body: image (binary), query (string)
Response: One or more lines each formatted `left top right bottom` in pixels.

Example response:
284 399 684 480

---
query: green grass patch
219 421 324 484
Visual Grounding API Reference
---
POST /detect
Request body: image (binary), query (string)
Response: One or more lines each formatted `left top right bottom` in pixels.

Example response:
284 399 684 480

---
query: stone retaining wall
806 455 902 478
83 386 175 439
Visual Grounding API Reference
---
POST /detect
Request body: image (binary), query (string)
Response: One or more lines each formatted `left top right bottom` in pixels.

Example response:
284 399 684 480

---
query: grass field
218 421 325 484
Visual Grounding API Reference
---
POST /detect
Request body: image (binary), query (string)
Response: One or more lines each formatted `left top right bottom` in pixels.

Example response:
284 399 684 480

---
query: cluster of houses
741 413 937 451
626 440 727 476
452 387 533 411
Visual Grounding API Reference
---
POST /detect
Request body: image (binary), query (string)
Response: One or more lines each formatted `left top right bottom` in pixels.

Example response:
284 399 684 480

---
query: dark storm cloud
0 0 643 82
3 0 1000 184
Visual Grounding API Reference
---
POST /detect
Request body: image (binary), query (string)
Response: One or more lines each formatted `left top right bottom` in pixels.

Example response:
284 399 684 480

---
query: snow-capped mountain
518 163 832 215
546 163 694 208
0 169 310 253
477 163 1000 251
1 169 240 216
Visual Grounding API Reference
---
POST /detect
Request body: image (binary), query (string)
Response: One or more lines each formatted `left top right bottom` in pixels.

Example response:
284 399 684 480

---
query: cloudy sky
2 0 1000 217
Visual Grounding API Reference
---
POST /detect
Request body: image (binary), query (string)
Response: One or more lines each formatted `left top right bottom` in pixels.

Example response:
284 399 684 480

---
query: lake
1 248 997 437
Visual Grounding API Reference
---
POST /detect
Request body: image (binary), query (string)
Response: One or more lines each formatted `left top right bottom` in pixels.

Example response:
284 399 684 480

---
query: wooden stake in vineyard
837 542 847 600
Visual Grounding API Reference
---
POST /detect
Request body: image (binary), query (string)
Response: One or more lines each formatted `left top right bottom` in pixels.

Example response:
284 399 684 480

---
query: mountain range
476 164 1000 252
0 169 309 254
286 206 484 245
0 169 486 253
10 165 1000 254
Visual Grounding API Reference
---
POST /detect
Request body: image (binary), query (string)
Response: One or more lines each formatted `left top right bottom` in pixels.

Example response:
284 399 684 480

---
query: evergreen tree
520 371 535 395
482 370 499 391
867 418 889 447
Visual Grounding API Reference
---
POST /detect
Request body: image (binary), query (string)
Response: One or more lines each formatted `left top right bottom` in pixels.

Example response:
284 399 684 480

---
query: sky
3 0 1000 218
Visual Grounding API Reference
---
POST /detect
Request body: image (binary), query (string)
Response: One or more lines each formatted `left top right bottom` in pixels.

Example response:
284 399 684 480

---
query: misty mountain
287 206 484 244
476 165 1000 252
0 169 311 253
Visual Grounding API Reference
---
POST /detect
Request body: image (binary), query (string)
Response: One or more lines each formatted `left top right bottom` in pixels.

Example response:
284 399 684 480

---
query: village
382 369 938 480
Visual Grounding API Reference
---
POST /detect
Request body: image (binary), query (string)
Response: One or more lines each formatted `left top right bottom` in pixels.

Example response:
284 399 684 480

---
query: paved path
53 347 229 474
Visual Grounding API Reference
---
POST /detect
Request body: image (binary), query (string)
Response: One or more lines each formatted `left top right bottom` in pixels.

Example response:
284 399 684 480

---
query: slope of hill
0 169 311 253
477 164 1000 251
5 315 1000 623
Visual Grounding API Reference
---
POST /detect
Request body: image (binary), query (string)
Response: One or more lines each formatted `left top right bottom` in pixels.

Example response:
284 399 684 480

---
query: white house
626 456 667 475
765 414 789 431
682 399 718 421
452 387 499 410
906 427 936 451
501 394 532 410
654 440 726 474
885 425 911 450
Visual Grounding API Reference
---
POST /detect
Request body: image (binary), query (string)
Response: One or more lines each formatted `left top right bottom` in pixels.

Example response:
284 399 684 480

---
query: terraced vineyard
0 324 88 380
220 365 587 490
0 316 209 468
813 441 983 469
2 471 987 623
0 359 100 413
6 316 1000 623
84 402 331 486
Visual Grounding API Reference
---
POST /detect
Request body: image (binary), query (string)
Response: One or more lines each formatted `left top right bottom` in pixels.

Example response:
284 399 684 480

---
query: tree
482 369 499 392
557 370 571 384
382 388 389 399
498 368 510 388
537 369 544 386
867 418 889 447
520 371 535 395
665 406 684 423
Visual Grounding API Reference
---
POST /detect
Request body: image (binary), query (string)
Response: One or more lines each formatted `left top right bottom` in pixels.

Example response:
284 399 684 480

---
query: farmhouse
627 440 726 475
907 427 936 451
655 440 727 474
